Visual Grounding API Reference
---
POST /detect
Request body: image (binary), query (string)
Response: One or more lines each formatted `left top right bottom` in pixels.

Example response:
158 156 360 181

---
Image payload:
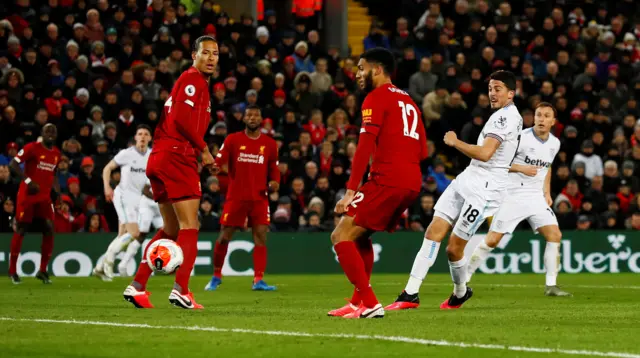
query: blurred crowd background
1 0 640 233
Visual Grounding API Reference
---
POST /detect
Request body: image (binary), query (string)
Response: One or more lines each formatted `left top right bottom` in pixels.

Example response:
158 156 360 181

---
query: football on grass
146 239 183 274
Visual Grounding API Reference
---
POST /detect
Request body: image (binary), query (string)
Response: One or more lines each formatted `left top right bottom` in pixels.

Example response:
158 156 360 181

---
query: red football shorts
345 180 419 232
146 150 202 203
220 198 270 227
16 195 54 223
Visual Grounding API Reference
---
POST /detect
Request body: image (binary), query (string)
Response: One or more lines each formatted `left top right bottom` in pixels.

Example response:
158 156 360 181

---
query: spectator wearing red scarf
317 141 334 175
556 179 584 213
44 87 70 120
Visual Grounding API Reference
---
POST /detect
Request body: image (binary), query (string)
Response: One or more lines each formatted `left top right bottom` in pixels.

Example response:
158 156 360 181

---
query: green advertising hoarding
1 231 639 276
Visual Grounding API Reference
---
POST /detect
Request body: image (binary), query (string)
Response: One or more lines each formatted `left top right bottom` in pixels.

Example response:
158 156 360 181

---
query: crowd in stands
1 0 640 233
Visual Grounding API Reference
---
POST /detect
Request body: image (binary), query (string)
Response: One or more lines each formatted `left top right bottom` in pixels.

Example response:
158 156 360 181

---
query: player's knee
546 228 562 243
217 231 232 243
330 229 344 245
425 221 447 243
43 220 55 235
15 224 26 235
484 233 502 248
254 234 267 246
445 240 465 261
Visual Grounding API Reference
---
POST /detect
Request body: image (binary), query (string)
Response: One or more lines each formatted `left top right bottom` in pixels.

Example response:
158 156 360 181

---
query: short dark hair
536 101 557 119
192 35 217 52
136 124 152 134
245 104 261 112
360 48 396 76
489 70 516 91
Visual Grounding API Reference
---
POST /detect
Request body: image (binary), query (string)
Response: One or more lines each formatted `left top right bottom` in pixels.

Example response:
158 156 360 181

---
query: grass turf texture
1 273 639 358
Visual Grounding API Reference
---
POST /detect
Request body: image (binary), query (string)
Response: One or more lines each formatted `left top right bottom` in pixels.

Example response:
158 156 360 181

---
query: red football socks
40 234 54 272
174 229 199 294
213 240 229 278
133 229 168 291
9 233 24 276
351 238 374 305
335 241 379 308
253 244 267 283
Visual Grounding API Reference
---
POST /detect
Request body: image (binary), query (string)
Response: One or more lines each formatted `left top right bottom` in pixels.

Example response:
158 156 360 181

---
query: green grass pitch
1 273 639 358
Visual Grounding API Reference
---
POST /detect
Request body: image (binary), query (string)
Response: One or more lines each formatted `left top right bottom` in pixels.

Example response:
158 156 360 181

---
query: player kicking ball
466 102 571 297
386 70 522 310
117 180 165 276
94 125 152 281
204 105 280 292
122 35 218 309
328 48 428 319
8 124 61 284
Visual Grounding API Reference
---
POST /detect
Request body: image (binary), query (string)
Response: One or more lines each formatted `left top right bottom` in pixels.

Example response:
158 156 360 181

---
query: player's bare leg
118 231 147 276
252 224 275 291
169 198 204 309
466 230 504 282
8 223 27 284
35 219 55 284
124 203 178 309
386 217 450 310
330 215 383 319
538 225 571 297
205 226 237 291
440 233 474 309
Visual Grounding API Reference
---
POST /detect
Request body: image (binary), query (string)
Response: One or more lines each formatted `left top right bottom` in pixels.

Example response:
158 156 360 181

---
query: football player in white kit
386 71 523 310
466 102 571 297
116 180 164 275
93 125 152 281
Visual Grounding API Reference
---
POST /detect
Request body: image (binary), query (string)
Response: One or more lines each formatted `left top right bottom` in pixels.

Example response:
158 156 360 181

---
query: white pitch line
375 282 640 290
1 317 638 358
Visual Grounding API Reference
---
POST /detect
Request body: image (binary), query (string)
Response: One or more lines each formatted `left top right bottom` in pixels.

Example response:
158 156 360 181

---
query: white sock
467 239 495 281
105 233 133 262
404 239 440 295
449 258 468 298
544 242 560 286
120 240 141 269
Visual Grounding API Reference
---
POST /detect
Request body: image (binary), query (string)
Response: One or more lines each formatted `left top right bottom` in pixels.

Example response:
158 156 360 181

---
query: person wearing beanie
572 139 604 180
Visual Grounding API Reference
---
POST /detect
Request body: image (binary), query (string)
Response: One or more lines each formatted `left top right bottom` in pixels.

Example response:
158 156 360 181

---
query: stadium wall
1 231 639 276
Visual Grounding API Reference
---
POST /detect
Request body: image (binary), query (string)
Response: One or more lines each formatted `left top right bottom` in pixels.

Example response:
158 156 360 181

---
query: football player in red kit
123 35 218 309
8 124 61 284
205 105 280 292
329 48 428 318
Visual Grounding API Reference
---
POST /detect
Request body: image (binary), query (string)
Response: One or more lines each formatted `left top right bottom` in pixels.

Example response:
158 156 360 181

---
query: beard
246 123 260 132
361 70 375 94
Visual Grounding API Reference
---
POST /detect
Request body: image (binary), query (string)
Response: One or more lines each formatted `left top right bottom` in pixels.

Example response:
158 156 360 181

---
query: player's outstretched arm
443 131 501 162
509 163 538 177
102 160 119 202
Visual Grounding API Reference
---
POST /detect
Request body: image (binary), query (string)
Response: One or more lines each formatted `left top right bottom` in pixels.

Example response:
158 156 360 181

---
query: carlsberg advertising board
1 231 639 276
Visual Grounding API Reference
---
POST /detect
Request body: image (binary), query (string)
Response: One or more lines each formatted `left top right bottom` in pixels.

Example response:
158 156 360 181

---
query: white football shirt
508 128 560 193
113 146 151 194
469 102 523 185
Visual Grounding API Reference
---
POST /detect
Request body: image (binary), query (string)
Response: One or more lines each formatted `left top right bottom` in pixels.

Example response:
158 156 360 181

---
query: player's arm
336 97 380 214
444 131 501 162
268 142 280 192
142 184 153 199
10 144 39 194
544 166 553 206
509 163 538 176
102 159 119 202
215 136 232 166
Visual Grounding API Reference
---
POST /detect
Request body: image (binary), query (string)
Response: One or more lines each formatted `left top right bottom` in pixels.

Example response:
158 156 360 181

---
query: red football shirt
14 142 61 201
216 132 280 201
348 83 428 192
154 66 211 156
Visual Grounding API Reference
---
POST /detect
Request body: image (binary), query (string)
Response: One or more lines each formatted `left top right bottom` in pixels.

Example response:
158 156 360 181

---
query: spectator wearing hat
292 72 320 119
364 22 391 51
292 41 315 73
1 68 25 104
44 87 70 120
74 88 91 121
66 176 89 215
265 89 290 126
585 175 608 214
621 160 640 192
572 139 603 180
0 142 19 166
199 195 221 232
617 180 634 214
54 194 78 233
576 214 592 231
79 156 102 197
61 39 81 74
571 161 591 194
226 102 247 134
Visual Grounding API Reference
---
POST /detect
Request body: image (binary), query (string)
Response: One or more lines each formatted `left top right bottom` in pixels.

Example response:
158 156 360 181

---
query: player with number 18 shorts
387 70 523 311
466 102 571 297
328 48 428 319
